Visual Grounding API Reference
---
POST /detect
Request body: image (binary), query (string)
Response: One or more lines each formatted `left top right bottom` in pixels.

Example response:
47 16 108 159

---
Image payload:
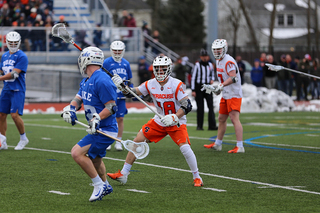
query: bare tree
268 0 277 54
307 0 311 53
315 0 319 55
223 1 242 56
238 0 259 52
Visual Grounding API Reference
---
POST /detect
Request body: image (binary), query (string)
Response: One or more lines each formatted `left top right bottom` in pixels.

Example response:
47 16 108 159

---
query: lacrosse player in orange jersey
107 55 203 187
202 39 244 153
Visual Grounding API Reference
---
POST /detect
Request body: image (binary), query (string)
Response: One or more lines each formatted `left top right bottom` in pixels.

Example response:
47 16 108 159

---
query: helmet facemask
211 39 228 60
6 32 21 53
152 56 172 82
110 41 125 62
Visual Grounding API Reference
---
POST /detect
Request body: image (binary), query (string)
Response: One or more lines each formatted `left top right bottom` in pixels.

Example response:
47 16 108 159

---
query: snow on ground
23 83 320 114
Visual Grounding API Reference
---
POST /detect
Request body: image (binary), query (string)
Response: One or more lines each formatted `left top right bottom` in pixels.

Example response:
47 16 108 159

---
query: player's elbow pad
11 71 19 79
180 99 192 115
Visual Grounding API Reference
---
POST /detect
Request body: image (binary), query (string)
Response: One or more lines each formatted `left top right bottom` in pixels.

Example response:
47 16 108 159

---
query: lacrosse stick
75 120 149 160
266 63 320 80
52 23 164 120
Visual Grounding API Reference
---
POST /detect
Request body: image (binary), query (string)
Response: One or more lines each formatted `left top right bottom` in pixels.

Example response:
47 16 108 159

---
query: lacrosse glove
212 83 224 95
111 74 130 95
86 113 100 134
161 114 179 127
62 105 77 126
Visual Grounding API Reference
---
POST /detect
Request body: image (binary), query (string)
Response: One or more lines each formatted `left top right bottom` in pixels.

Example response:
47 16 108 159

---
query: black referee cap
200 48 208 56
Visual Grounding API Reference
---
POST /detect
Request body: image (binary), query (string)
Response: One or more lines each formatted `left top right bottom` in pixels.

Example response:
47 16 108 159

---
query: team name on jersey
112 68 127 75
217 68 224 72
152 93 174 99
3 59 15 66
81 91 92 102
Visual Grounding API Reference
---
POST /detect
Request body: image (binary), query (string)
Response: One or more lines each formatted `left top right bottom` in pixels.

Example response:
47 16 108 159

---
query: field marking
126 189 151 193
16 146 320 196
203 187 226 192
48 190 70 195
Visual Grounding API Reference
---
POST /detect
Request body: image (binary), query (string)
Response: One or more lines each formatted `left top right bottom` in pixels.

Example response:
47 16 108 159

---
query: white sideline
10 145 320 196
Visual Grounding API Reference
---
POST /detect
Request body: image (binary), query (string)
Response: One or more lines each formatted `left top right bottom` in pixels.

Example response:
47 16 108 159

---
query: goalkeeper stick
266 63 320 80
52 23 163 120
75 120 149 160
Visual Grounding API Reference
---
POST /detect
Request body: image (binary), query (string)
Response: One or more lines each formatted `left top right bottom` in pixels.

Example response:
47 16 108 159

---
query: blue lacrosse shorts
78 128 118 159
0 90 25 115
116 99 128 118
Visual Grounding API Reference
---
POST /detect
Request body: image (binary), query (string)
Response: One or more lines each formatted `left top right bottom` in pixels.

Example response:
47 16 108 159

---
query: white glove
86 113 101 134
212 83 224 95
111 74 129 94
266 64 283 72
61 105 77 126
201 84 215 94
161 114 179 127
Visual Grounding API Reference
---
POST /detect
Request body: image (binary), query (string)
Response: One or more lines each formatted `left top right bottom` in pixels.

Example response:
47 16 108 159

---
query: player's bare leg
204 113 228 150
11 111 29 150
115 117 124 150
0 112 8 135
92 157 106 182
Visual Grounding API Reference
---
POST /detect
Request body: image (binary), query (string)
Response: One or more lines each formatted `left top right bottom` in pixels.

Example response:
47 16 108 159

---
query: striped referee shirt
191 61 215 91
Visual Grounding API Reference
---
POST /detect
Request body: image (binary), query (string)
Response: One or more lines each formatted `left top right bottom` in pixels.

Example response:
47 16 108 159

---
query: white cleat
212 144 222 151
107 170 129 184
106 145 111 151
0 135 8 150
14 139 29 150
89 183 107 202
114 141 123 151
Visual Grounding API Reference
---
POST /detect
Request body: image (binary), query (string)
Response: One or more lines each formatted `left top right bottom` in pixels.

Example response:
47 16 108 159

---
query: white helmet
211 39 228 60
110 40 125 62
78 46 104 77
6 31 21 53
153 55 173 82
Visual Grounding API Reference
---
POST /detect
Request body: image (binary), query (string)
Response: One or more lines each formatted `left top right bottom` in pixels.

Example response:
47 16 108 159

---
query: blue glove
62 105 77 126
86 113 101 134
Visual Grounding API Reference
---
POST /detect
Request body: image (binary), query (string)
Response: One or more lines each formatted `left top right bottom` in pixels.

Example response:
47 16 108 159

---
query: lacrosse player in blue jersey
0 31 29 150
103 40 133 151
61 46 118 202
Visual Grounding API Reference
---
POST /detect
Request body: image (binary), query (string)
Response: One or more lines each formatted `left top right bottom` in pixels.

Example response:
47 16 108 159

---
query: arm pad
180 98 192 115
231 76 238 83
11 71 19 79
105 102 118 115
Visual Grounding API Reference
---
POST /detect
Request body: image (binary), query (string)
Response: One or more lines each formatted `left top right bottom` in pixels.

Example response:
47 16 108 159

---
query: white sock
116 137 122 145
20 133 27 141
104 179 110 185
180 144 200 179
215 139 223 146
121 162 132 174
237 141 243 147
91 174 103 185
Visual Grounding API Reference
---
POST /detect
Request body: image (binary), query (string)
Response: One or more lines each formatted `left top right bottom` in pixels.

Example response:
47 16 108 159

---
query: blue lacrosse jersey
77 69 118 131
103 57 133 99
0 50 28 91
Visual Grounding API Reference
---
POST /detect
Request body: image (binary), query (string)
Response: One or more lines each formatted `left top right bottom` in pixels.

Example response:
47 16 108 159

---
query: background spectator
142 20 151 52
29 21 46 51
93 23 102 48
297 54 312 101
277 54 291 95
16 20 31 51
310 58 320 100
117 9 128 27
172 57 190 86
236 55 246 84
152 30 160 55
251 59 263 87
263 54 277 89
137 55 150 84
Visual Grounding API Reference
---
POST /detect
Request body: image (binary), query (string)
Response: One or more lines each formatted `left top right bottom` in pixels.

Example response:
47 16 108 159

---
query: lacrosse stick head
122 140 149 160
265 63 283 72
52 23 74 44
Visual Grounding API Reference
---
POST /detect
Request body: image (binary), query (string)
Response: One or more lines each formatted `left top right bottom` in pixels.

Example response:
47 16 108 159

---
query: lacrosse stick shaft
75 120 120 142
266 63 320 80
72 42 82 51
282 67 320 80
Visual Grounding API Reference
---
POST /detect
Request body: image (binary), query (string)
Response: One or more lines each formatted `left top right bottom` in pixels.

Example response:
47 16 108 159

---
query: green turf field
1 111 320 212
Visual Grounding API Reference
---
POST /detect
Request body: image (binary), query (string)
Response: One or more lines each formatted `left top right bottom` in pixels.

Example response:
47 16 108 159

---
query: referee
191 49 218 131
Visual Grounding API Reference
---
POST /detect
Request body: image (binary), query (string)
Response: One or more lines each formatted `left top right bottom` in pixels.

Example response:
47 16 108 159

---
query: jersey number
218 74 224 83
157 101 176 115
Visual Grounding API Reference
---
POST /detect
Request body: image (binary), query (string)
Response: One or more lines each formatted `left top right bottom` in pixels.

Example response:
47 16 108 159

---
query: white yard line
14 146 320 196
